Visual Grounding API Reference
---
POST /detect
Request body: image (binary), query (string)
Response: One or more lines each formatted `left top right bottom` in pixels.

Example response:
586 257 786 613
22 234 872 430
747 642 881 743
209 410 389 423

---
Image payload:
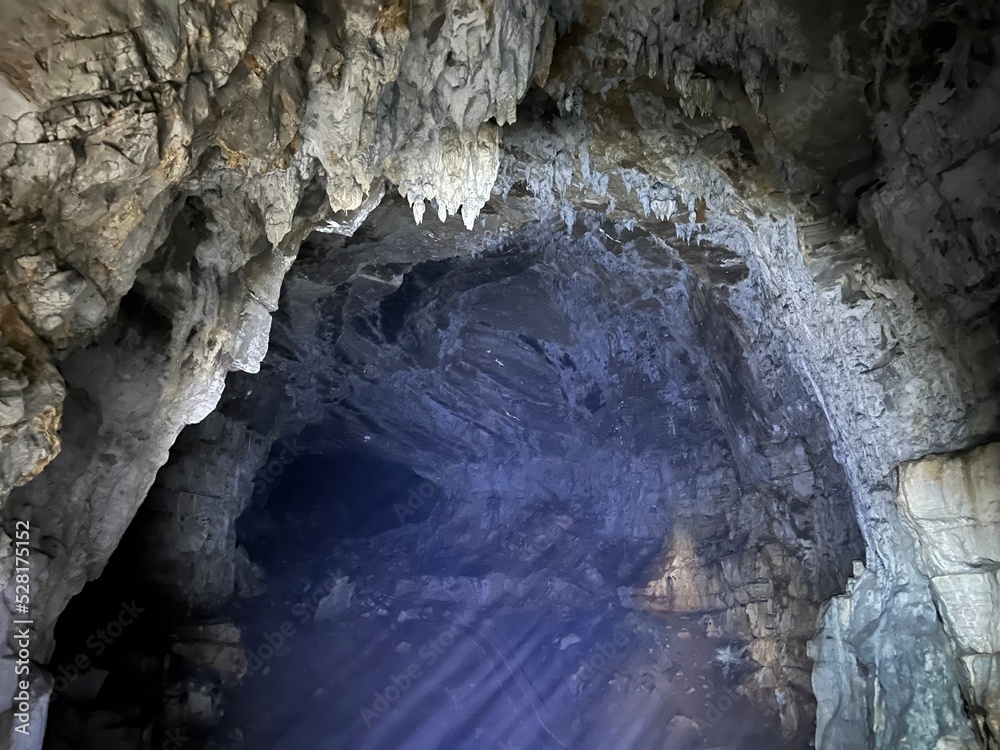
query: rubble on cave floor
209 496 805 750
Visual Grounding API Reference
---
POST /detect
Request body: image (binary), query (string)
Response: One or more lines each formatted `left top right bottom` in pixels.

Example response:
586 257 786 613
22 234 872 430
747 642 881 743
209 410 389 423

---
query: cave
1 1 999 750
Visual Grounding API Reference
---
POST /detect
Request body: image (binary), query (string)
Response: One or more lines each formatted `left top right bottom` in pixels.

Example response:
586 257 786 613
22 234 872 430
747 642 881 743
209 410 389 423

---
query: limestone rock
931 572 1000 655
898 444 1000 578
0 294 64 499
172 621 248 688
962 654 1000 744
895 443 1000 746
810 565 981 750
314 576 356 621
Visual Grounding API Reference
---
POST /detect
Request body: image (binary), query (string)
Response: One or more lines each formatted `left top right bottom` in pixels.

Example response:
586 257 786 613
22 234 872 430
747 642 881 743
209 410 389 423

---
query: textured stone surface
811 443 1000 750
899 444 1000 746
899 443 1000 578
136 409 279 613
171 621 248 688
932 571 1000 655
0 0 997 747
964 654 1000 745
810 564 980 750
224 206 865 739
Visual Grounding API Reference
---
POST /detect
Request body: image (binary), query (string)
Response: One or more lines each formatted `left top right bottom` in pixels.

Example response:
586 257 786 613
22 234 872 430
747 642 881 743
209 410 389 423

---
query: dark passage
44 514 193 750
241 450 437 549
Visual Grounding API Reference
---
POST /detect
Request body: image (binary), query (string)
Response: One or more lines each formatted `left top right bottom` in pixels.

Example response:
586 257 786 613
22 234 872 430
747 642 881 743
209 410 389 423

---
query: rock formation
0 0 997 747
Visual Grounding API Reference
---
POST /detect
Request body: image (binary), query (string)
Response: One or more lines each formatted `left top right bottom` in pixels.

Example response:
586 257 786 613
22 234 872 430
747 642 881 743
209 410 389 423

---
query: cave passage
222 451 793 750
37 213 865 750
241 450 438 548
203 218 852 750
44 500 186 749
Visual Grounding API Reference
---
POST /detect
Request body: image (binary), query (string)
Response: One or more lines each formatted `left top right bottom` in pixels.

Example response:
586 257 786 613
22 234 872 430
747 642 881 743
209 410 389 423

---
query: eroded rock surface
0 0 998 748
811 443 1000 750
901 444 1000 745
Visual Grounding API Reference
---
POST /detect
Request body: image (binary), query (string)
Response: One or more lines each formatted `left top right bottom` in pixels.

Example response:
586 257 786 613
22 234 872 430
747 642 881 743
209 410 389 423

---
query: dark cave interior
39 216 866 749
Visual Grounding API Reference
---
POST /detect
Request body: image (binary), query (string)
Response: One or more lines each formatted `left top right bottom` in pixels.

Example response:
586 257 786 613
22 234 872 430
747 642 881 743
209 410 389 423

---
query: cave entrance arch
209 203 862 749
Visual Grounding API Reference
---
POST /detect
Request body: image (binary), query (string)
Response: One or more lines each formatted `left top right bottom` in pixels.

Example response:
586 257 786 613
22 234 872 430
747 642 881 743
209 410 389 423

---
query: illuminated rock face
260 216 865 739
811 444 1000 750
1 0 999 748
900 446 1000 745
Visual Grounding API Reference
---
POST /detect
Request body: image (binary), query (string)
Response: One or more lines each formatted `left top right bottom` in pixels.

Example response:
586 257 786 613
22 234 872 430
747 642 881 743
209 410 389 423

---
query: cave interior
0 1 999 750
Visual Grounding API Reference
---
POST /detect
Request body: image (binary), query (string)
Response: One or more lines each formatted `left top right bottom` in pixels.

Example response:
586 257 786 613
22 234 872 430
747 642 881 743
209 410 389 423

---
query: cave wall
896 444 1000 748
0 0 998 747
221 209 866 738
812 443 1000 750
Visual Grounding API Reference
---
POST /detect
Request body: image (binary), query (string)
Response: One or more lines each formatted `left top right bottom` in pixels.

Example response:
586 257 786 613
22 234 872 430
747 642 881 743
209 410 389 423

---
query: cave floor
216 521 804 750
